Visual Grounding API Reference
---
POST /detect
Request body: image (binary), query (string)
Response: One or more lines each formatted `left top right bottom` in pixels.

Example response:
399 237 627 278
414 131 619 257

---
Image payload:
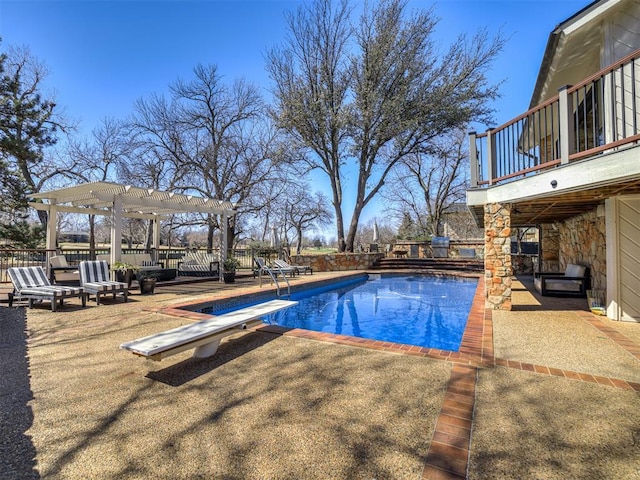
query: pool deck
2 271 639 479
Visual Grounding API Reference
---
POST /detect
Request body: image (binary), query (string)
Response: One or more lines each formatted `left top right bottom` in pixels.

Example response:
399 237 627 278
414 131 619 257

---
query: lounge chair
534 263 590 297
8 266 87 311
177 251 220 277
274 259 313 275
49 254 80 285
79 260 129 305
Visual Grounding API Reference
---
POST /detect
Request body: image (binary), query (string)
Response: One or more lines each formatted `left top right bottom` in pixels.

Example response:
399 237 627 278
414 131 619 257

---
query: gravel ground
1 273 639 479
492 310 640 382
1 292 450 480
469 367 640 479
493 278 640 382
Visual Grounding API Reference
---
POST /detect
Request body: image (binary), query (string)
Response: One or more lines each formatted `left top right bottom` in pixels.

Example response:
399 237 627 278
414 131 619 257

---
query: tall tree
267 0 504 251
130 64 282 250
267 0 352 251
0 43 68 231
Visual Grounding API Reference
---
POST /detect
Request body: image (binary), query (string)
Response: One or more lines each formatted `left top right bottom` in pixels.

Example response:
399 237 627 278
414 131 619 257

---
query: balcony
467 48 640 226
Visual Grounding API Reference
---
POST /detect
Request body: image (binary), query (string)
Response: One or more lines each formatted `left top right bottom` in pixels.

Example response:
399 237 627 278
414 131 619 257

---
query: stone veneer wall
391 240 485 259
557 206 606 291
290 253 385 272
539 224 560 273
484 203 513 310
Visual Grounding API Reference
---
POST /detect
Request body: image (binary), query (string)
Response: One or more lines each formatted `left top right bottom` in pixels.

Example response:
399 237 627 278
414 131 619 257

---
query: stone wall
484 203 512 310
391 240 485 259
539 224 560 272
558 206 606 291
290 253 385 272
512 254 535 275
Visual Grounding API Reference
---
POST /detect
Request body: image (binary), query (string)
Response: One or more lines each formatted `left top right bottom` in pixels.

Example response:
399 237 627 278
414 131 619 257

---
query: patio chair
534 263 590 297
177 251 220 277
274 259 313 275
79 260 129 305
49 254 80 285
8 266 87 312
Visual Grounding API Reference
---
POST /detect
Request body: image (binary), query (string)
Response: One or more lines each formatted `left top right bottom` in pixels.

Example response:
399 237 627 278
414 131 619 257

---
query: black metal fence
0 246 282 283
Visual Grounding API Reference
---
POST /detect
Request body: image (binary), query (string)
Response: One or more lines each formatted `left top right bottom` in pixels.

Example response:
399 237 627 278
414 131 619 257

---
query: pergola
30 181 236 269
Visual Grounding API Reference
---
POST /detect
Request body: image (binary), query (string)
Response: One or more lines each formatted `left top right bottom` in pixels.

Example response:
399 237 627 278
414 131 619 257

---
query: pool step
371 258 484 273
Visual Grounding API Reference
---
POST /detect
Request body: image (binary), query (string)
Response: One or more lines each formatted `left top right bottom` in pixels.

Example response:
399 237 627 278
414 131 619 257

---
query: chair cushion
82 281 127 293
564 264 585 278
545 279 582 292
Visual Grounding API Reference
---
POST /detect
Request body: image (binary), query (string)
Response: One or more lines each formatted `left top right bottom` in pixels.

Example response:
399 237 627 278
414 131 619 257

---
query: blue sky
1 0 587 230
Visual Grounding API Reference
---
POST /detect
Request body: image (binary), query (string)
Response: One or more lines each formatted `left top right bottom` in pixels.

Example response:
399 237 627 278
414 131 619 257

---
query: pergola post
110 195 123 266
45 204 58 278
152 216 161 262
220 214 228 283
45 204 58 251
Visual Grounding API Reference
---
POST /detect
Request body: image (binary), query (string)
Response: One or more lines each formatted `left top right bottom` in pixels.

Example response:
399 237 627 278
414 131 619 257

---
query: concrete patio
1 272 638 479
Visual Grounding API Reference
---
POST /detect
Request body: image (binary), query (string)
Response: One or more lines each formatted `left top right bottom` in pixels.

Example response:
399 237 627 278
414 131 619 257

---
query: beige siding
618 197 640 321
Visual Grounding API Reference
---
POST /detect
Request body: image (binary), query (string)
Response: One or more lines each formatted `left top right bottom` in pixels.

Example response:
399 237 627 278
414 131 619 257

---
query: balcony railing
470 48 640 187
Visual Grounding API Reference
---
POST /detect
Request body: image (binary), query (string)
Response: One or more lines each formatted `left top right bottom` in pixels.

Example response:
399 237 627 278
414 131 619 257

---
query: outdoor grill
431 237 450 258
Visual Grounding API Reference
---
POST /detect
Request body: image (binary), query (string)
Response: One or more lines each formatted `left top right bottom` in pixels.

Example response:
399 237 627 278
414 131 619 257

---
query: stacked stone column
484 203 512 310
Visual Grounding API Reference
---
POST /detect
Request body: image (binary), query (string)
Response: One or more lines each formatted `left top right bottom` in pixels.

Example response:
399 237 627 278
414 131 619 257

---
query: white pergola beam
29 202 168 220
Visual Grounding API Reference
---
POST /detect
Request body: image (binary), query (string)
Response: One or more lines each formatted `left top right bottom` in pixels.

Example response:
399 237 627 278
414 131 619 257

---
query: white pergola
30 181 236 268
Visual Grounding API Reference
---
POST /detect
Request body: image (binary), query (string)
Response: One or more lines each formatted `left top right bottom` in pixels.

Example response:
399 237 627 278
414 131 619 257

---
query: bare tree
130 64 285 250
267 0 504 251
383 128 470 237
63 117 133 251
267 0 353 251
284 186 333 253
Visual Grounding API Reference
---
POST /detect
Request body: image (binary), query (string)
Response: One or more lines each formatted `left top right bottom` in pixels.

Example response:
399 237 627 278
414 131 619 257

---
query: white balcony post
486 128 496 185
469 131 478 187
558 85 574 164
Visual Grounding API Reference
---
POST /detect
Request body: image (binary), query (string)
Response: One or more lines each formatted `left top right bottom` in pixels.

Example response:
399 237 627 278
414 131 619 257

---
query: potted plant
137 270 159 294
111 261 139 288
222 256 240 284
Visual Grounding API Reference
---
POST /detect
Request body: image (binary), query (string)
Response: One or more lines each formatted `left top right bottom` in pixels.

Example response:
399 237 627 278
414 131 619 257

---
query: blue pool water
203 275 477 351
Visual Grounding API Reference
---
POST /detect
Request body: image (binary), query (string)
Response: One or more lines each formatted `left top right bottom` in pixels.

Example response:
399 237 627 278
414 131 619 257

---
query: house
466 0 640 321
441 203 484 240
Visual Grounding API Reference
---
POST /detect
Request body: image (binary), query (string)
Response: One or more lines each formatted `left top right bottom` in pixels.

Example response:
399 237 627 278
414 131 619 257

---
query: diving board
120 299 298 361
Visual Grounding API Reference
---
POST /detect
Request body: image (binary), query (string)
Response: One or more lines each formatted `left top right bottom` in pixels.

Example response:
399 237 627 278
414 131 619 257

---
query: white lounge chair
121 299 298 361
8 266 86 312
79 260 129 305
274 259 313 275
254 256 296 277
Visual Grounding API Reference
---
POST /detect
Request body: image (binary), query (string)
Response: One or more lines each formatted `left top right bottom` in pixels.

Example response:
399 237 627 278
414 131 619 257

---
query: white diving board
120 299 298 361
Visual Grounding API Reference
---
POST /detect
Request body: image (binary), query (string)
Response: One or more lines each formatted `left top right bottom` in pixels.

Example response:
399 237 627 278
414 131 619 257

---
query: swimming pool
200 274 478 352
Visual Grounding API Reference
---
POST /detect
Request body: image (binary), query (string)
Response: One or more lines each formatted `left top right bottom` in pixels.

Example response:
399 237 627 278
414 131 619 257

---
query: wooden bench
120 299 298 361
